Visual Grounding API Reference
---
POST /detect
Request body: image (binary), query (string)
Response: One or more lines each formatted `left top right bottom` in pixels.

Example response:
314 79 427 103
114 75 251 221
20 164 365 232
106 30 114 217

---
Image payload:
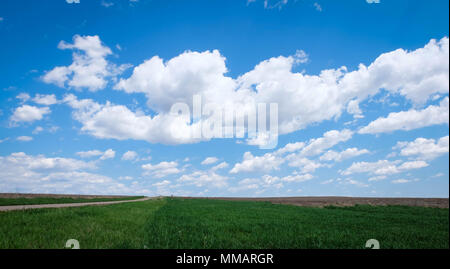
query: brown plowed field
178 196 449 208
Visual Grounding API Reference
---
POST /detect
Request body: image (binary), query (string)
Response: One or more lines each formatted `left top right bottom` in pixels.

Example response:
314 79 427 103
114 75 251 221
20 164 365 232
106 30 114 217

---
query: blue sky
0 0 448 197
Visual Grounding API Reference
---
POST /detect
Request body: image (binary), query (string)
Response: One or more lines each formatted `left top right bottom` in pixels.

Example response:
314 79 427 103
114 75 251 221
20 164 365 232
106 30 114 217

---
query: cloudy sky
0 0 448 197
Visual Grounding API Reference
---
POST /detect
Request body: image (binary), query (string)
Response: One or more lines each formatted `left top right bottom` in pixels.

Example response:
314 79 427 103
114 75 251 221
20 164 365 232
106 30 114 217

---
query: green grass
0 198 164 249
0 196 145 206
0 198 448 249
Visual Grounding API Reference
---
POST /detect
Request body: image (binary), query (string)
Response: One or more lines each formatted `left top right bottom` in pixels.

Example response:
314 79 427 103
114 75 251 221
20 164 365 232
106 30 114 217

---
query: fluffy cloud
347 99 364 119
2 152 95 172
229 172 311 194
201 157 219 165
66 0 80 3
285 156 323 174
228 175 284 194
368 175 387 182
394 136 449 160
359 97 449 134
239 37 448 133
32 94 58 105
142 161 181 178
115 50 236 113
99 149 115 160
228 178 261 193
211 161 229 171
320 178 369 188
10 105 50 123
320 148 370 162
122 150 138 161
76 150 104 158
17 136 33 142
231 129 353 174
16 93 30 102
0 152 132 194
340 37 448 105
32 126 44 134
342 159 428 176
341 178 369 188
392 179 416 184
298 129 353 157
278 172 314 182
275 129 353 173
275 142 305 155
76 149 115 160
230 151 284 174
63 94 204 144
115 37 447 137
178 170 228 188
59 37 448 145
397 160 429 170
153 180 171 188
323 178 370 187
43 35 129 91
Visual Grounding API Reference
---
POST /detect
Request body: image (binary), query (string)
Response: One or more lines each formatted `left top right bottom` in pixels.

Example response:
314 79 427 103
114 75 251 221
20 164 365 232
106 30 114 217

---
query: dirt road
0 197 152 212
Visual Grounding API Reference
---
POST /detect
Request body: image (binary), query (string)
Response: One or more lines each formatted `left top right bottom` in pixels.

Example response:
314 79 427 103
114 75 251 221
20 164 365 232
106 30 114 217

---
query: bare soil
2 194 447 208
178 196 449 208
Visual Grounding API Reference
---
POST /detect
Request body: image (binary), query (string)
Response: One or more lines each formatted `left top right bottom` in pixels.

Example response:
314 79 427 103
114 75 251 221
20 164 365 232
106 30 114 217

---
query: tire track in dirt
0 197 154 212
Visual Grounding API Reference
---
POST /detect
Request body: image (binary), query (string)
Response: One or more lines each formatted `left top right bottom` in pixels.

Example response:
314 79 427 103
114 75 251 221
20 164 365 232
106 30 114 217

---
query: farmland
0 193 145 206
0 197 448 249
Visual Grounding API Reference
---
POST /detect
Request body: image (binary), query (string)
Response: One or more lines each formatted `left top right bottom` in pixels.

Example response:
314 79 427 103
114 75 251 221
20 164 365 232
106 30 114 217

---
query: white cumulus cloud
394 136 449 161
10 105 50 124
122 151 138 161
359 97 449 134
32 94 58 105
43 35 129 91
76 149 115 160
0 152 133 194
342 159 428 176
230 151 284 174
142 161 181 178
201 157 219 165
320 148 370 162
60 36 448 146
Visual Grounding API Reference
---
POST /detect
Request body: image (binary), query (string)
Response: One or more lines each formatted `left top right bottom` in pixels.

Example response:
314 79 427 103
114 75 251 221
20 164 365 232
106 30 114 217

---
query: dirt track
0 197 152 212
0 193 135 199
179 196 449 208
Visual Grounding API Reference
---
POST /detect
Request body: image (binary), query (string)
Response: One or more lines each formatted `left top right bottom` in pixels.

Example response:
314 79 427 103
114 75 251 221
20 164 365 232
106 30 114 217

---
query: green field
0 198 448 249
0 196 145 206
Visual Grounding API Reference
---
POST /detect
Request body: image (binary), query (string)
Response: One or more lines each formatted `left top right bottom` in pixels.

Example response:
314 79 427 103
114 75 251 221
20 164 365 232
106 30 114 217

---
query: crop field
0 197 448 249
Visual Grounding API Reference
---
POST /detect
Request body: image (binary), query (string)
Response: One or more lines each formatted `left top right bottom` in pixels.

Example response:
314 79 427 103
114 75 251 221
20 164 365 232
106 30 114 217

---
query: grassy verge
0 196 145 206
0 198 447 249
